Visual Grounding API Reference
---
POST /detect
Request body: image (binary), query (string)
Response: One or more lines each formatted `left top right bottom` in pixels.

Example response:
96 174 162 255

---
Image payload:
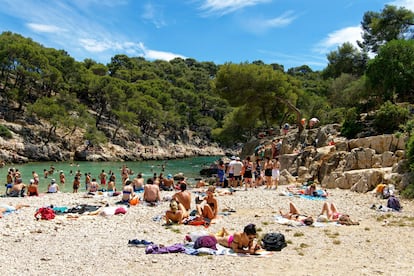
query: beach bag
194 236 217 250
261 232 287 251
34 207 55 220
129 197 139 206
387 196 401 211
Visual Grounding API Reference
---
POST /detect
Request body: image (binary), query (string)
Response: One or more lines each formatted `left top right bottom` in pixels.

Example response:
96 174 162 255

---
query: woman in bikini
215 223 261 254
196 186 218 220
319 202 358 225
264 157 273 189
121 180 135 202
279 202 314 226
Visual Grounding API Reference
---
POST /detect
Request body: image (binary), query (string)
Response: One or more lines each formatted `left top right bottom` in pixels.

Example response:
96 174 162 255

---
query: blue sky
0 0 413 71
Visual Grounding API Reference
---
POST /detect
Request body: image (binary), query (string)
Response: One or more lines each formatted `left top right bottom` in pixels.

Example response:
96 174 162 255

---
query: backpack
387 196 401 211
261 232 287 251
34 207 56 220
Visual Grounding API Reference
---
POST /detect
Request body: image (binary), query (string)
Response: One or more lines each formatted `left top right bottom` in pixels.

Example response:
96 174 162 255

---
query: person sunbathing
143 178 161 205
0 204 30 218
121 180 135 203
164 199 184 225
196 186 218 220
172 183 191 218
279 202 314 225
319 202 359 225
215 223 261 254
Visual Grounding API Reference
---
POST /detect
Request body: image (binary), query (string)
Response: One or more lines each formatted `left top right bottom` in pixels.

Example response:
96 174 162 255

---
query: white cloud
199 0 271 16
138 43 186 61
142 3 166 28
242 11 297 34
78 38 113 53
314 26 362 54
27 23 65 33
263 11 296 28
388 0 414 10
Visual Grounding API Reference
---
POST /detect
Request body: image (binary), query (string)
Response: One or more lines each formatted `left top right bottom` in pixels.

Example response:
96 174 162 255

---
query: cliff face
0 118 226 164
242 124 410 192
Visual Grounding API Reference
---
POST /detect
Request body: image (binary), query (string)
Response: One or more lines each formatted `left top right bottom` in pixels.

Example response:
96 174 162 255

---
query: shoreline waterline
1 156 222 193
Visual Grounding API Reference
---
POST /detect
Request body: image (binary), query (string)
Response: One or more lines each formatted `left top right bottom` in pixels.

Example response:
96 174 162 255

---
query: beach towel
274 215 339 227
183 216 210 227
145 243 186 254
299 194 327 201
183 243 274 257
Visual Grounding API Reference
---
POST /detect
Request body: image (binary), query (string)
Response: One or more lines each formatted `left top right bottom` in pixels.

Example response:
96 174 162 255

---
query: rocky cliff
242 124 410 193
0 118 226 164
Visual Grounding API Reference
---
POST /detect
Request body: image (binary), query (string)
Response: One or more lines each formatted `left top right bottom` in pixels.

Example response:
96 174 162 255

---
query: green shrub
401 183 414 199
340 107 363 139
0 125 12 139
373 101 409 134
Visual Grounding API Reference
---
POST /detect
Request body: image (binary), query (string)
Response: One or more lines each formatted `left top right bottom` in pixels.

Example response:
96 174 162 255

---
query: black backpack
261 232 287 251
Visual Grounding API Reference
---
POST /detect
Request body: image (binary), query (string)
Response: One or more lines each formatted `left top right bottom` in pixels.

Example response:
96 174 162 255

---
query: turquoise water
1 156 221 193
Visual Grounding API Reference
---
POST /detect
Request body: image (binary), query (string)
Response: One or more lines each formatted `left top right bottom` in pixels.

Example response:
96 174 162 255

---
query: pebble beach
1 186 414 276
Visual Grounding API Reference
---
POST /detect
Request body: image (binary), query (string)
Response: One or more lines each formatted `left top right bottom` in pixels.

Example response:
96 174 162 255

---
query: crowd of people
218 155 281 191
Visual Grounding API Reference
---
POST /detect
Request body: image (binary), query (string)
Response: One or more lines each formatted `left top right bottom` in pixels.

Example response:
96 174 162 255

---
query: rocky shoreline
0 120 230 164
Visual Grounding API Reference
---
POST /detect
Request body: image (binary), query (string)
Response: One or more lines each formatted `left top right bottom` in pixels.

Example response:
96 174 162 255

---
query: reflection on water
1 156 222 193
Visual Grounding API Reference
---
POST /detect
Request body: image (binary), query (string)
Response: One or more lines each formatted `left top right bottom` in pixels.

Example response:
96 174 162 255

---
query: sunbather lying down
319 202 359 225
279 202 314 225
214 223 261 254
279 202 359 226
0 203 30 218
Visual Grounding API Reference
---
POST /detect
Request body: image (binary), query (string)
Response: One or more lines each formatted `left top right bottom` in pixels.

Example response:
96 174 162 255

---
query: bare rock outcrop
249 126 409 193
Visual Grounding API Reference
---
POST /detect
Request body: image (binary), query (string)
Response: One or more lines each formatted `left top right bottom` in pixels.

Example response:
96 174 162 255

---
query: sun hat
51 179 56 184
